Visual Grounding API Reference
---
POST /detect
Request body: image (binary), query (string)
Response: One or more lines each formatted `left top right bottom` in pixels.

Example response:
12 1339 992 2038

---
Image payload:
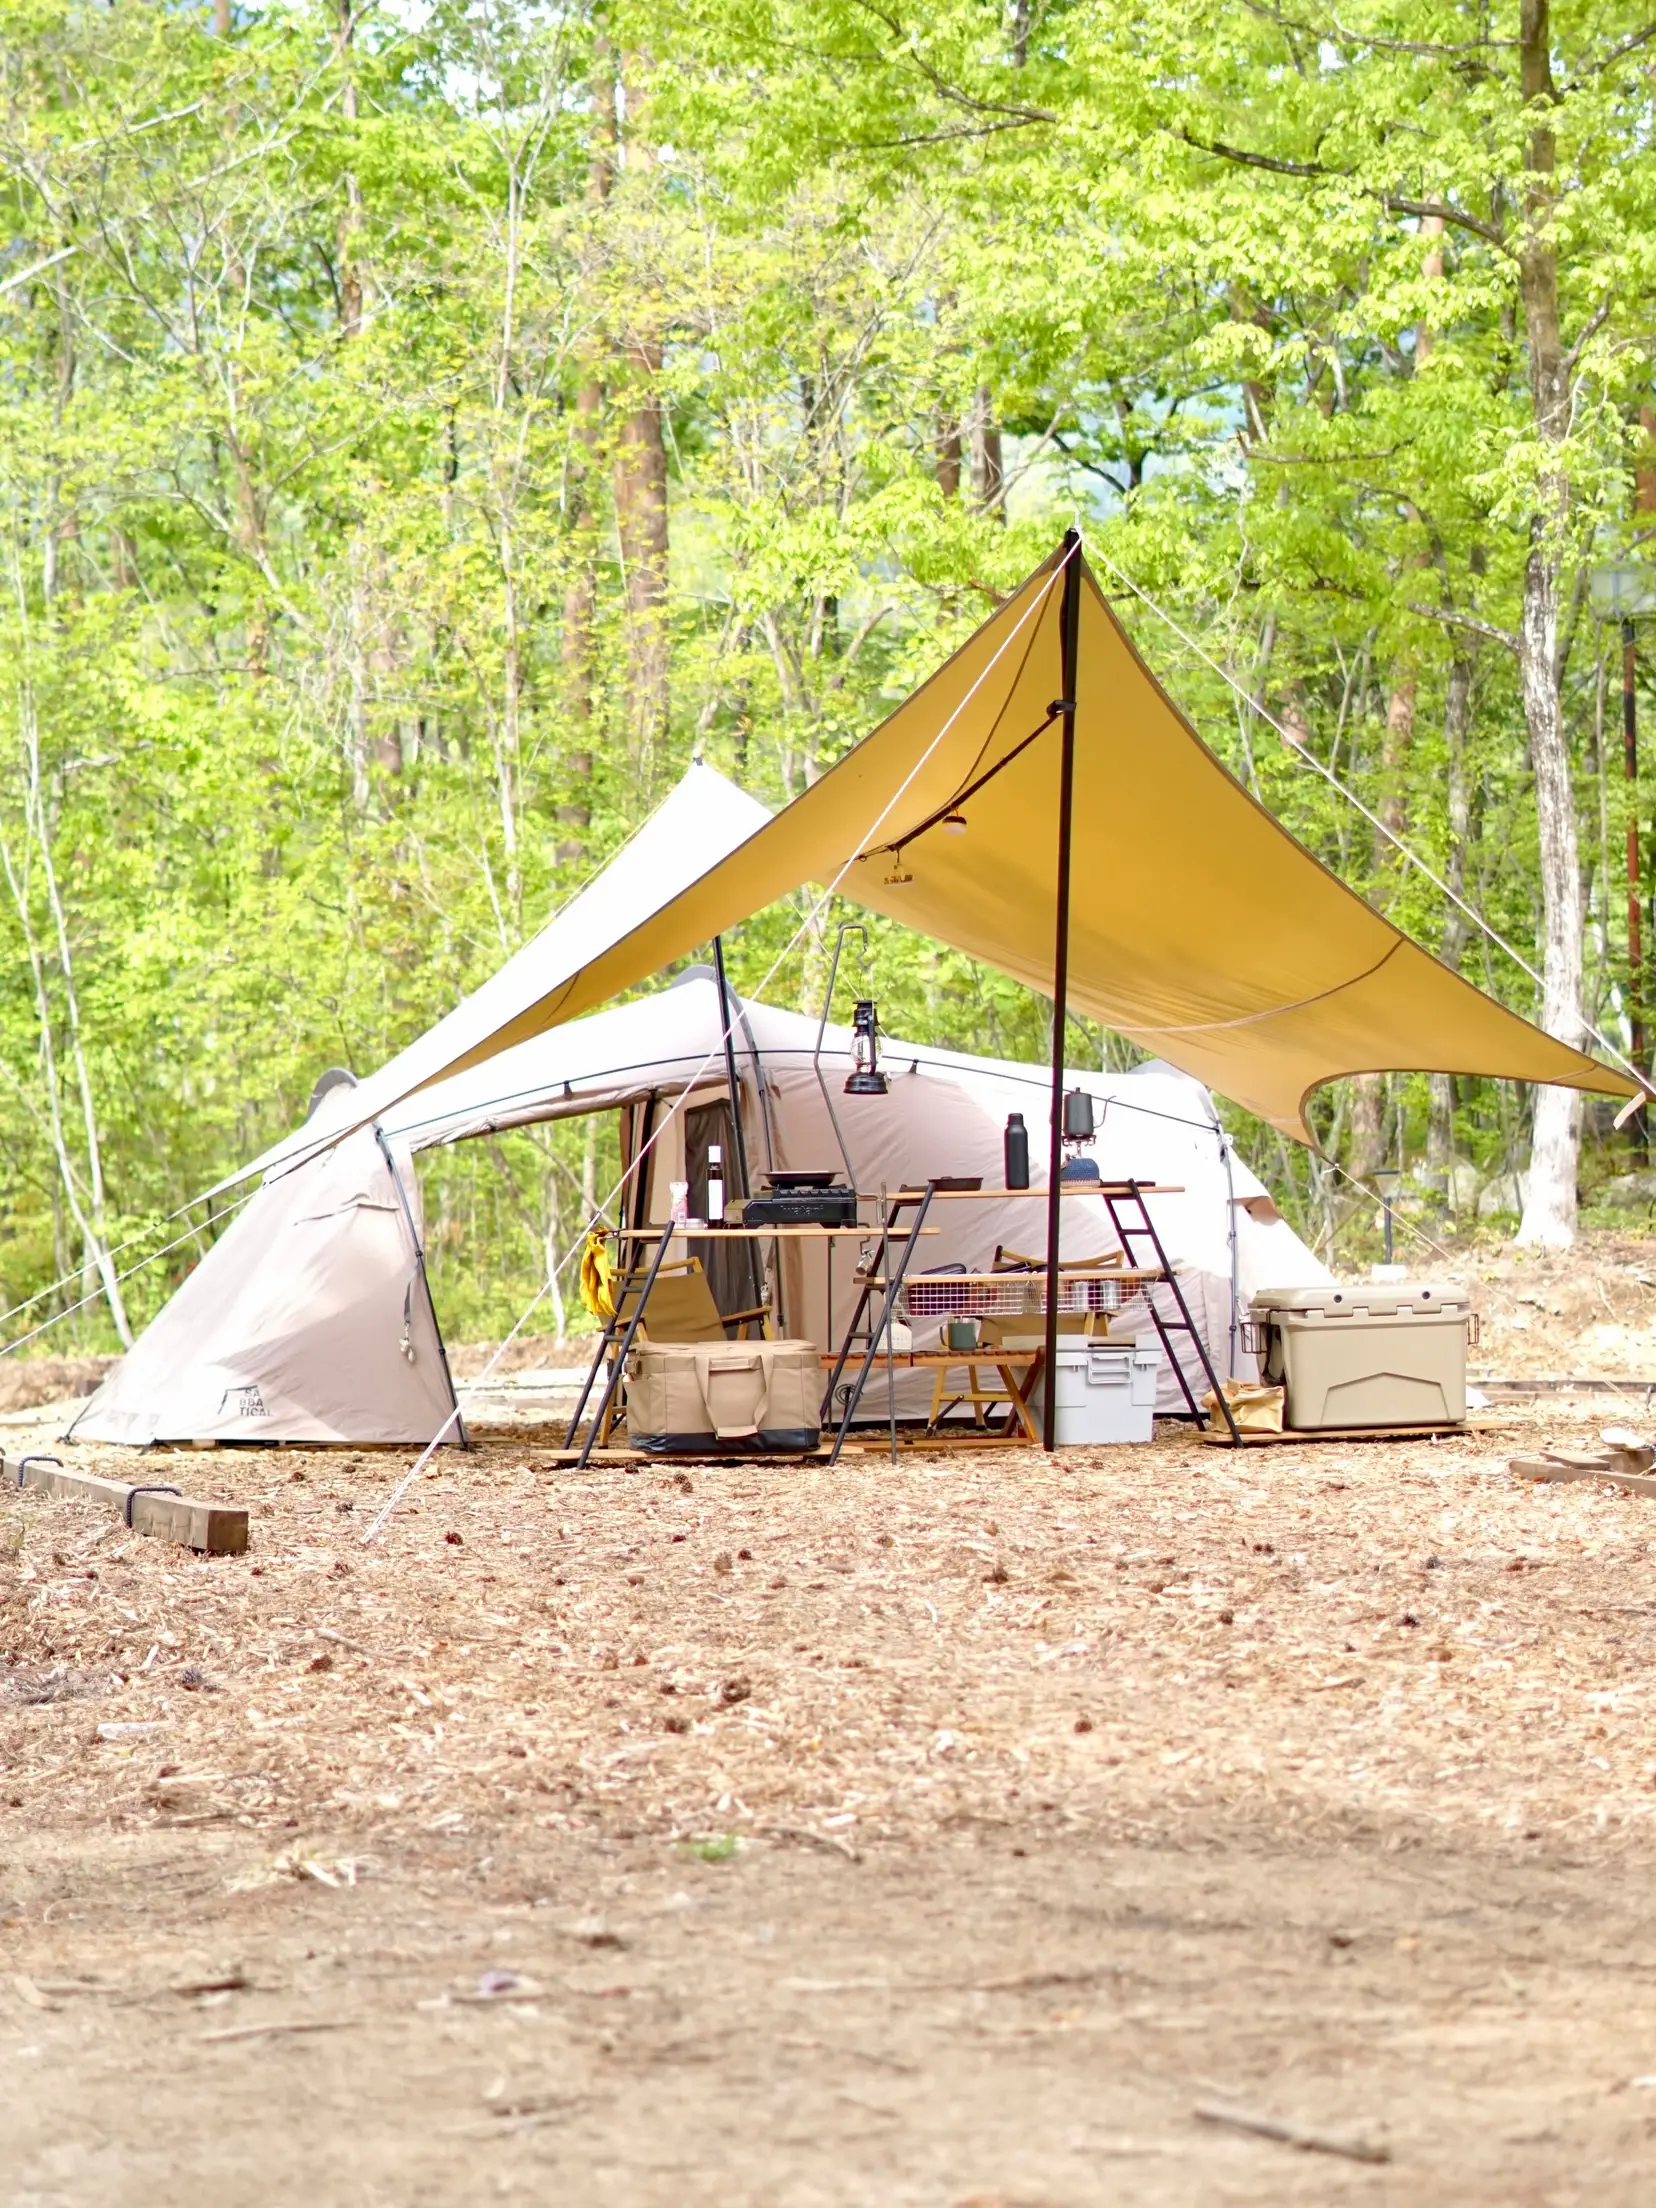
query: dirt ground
7 1384 1656 2205
1466 1231 1656 1380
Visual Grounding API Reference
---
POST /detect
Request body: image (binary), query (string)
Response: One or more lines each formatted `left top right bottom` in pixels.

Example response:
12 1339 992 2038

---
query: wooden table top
820 1348 1042 1367
614 1224 939 1240
888 1184 1182 1200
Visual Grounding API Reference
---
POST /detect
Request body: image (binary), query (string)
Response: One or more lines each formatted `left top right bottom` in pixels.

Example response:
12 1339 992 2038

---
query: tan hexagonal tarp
356 542 1633 1140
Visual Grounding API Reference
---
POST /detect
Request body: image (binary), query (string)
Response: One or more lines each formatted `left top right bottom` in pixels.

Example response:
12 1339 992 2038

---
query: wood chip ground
4 1400 1656 2202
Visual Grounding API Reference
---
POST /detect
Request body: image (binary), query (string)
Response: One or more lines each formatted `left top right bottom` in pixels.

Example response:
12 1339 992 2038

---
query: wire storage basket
900 1271 1130 1321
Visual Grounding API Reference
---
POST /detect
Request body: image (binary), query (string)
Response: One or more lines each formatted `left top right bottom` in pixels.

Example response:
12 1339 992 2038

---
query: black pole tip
1061 526 1081 552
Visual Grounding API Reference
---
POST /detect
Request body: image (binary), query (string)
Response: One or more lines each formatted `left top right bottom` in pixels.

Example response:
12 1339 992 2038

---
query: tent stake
1042 532 1083 1455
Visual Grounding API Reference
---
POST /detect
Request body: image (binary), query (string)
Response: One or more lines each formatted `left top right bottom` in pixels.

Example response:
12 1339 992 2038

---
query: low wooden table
820 1347 1044 1444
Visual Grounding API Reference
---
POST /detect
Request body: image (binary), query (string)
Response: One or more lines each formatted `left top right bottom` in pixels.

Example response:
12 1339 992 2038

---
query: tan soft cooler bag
626 1339 822 1454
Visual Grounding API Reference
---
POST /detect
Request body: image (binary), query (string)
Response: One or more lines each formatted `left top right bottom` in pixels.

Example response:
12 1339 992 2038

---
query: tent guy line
1087 540 1656 1100
0 1182 260 1364
0 1173 268 1357
356 545 1082 1542
1320 1149 1459 1269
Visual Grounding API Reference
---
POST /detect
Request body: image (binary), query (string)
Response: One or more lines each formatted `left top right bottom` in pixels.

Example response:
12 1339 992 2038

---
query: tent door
684 1100 766 1331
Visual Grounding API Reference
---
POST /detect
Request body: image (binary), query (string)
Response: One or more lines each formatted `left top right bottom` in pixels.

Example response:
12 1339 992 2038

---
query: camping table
832 1270 1161 1447
819 1347 1046 1445
823 1179 1241 1453
570 1222 938 1468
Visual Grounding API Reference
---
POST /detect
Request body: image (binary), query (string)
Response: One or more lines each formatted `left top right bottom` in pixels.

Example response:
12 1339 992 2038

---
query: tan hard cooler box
626 1338 822 1454
1247 1283 1471 1431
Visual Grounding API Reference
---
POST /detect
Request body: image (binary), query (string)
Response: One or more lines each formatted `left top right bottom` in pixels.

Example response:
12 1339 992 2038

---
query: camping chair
992 1244 1127 1272
599 1258 772 1444
620 1258 770 1344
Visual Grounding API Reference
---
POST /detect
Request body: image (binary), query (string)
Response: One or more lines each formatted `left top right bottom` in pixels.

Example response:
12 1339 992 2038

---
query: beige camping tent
73 765 778 1448
71 1122 461 1448
72 971 1329 1444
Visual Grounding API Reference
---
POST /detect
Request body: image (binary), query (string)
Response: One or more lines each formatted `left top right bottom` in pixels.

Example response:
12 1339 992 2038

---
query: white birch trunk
1515 0 1583 1249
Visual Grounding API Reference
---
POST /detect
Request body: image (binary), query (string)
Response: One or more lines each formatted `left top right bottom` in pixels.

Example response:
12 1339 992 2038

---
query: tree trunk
1428 655 1475 1175
558 55 613 862
348 549 370 809
613 53 669 773
0 746 132 1347
969 384 1003 513
935 414 962 497
232 443 270 673
1515 0 1583 1248
334 0 364 340
369 554 401 776
615 339 669 771
1348 1075 1385 1180
497 557 523 919
1347 663 1417 1193
1378 670 1415 853
560 374 599 865
1638 405 1656 517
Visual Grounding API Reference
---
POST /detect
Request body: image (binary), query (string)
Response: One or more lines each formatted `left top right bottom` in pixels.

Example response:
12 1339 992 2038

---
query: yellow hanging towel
579 1227 619 1323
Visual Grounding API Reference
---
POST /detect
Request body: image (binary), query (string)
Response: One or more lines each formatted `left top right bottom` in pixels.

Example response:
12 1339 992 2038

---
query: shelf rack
821 1180 1241 1456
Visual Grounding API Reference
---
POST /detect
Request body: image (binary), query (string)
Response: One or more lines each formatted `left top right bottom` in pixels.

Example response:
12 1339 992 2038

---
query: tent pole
374 1125 471 1452
712 932 766 1323
711 934 753 1205
1042 531 1083 1455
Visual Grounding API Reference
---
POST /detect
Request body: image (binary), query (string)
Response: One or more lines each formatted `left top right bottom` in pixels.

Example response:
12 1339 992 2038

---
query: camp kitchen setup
67 535 1635 1463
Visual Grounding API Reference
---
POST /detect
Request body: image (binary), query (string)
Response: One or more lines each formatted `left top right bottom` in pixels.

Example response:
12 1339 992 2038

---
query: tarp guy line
1088 542 1655 1100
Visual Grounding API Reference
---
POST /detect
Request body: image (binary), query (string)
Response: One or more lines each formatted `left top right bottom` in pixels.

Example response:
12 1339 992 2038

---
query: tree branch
1568 21 1656 83
840 117 1049 150
844 0 1056 123
1563 290 1615 370
1177 129 1507 247
1242 0 1515 59
1406 601 1520 652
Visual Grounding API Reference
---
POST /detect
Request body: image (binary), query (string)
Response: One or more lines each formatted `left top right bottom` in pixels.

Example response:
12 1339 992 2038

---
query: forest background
2 0 1655 1349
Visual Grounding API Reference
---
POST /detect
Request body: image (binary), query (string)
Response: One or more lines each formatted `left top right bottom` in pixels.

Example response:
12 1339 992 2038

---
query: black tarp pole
712 932 767 1325
711 934 753 1203
1042 531 1083 1454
